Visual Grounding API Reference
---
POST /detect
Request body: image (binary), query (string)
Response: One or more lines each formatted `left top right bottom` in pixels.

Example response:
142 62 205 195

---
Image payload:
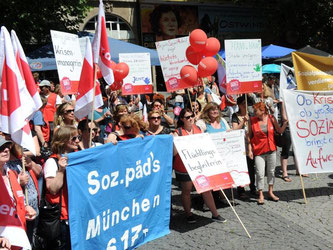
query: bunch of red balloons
96 61 129 91
181 29 220 86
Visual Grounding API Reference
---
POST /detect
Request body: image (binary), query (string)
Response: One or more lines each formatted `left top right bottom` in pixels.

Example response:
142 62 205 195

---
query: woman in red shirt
248 102 288 205
173 108 226 224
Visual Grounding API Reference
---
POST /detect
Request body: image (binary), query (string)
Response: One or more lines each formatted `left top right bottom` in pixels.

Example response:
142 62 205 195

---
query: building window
83 14 135 42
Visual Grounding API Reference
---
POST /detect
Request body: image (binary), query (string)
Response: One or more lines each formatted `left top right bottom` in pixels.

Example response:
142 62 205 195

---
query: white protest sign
119 53 152 95
156 37 191 92
279 63 297 100
173 133 234 193
283 89 333 174
51 30 82 94
224 39 262 94
209 130 249 187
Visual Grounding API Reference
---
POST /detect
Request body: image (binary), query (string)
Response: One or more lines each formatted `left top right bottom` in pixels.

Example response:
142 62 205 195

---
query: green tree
233 0 333 53
0 0 91 52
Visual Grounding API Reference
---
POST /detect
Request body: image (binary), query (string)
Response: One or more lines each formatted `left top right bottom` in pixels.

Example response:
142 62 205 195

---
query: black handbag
35 158 63 241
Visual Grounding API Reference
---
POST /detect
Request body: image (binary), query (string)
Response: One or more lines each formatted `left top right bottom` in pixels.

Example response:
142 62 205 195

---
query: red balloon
114 62 129 81
186 46 204 65
180 65 198 85
204 37 221 57
110 80 123 91
198 57 218 77
189 29 207 52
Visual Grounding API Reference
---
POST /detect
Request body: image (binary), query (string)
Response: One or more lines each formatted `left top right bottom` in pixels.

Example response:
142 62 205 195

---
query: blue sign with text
66 135 173 249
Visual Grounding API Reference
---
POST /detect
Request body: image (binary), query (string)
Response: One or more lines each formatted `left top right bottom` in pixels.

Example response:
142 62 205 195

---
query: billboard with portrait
141 4 199 49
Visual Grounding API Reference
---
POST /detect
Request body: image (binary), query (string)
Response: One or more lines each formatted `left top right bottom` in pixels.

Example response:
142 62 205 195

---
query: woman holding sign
173 108 226 224
248 102 288 205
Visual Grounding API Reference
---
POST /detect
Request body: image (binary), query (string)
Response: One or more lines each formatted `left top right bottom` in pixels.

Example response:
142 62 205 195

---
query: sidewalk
140 157 333 249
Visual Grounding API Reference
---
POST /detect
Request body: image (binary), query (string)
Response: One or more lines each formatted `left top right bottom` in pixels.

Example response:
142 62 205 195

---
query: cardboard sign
173 133 234 193
225 39 262 94
51 30 83 95
283 89 333 174
156 37 193 92
119 53 153 95
210 130 250 188
292 52 333 91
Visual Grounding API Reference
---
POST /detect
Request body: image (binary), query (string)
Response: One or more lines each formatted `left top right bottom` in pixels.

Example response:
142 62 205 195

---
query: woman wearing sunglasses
54 102 77 134
196 102 230 133
0 137 36 247
77 119 102 150
146 111 171 135
173 108 225 224
42 125 80 248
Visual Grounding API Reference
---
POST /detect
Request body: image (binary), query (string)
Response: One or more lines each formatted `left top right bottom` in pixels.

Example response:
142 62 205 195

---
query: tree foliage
0 0 91 52
233 0 333 53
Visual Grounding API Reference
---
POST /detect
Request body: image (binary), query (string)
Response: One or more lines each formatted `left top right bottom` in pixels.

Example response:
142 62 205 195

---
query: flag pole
220 188 251 238
21 149 29 206
89 64 98 148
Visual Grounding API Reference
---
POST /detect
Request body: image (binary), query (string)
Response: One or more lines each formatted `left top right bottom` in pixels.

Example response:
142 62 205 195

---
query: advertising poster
119 53 153 95
67 135 173 249
225 39 262 94
50 30 83 95
156 37 193 92
210 130 250 188
292 52 333 91
283 89 333 174
141 4 199 49
173 133 234 193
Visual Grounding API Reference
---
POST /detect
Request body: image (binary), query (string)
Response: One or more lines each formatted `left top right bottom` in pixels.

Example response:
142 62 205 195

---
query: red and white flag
11 30 42 112
216 55 227 94
142 104 148 123
75 37 103 120
0 26 36 155
92 0 114 85
0 176 31 249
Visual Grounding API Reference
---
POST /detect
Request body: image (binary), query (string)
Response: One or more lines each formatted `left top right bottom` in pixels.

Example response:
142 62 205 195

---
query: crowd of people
1 73 300 249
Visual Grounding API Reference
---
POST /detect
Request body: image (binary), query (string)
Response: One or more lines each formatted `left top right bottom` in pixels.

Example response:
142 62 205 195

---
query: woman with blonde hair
40 125 80 248
54 102 77 134
196 102 230 133
146 110 171 135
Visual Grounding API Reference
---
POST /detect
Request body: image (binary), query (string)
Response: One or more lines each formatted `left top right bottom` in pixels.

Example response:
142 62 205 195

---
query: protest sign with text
156 37 192 92
66 135 173 249
283 89 333 174
210 130 249 188
292 52 333 91
119 53 153 95
51 30 82 95
225 39 262 95
279 63 296 100
173 133 234 193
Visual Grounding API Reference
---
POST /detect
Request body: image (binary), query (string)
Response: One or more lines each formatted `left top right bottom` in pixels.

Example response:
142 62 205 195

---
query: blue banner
66 135 173 249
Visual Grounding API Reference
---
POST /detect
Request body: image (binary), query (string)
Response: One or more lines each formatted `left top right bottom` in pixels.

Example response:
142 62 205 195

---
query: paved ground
140 154 333 250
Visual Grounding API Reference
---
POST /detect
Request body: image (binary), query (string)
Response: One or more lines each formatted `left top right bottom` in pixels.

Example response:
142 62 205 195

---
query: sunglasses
71 135 82 142
184 114 195 120
65 109 75 114
0 144 11 152
149 116 161 120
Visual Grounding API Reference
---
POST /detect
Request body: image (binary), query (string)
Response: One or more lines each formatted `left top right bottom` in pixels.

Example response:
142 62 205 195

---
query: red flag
92 0 114 85
75 37 103 120
0 176 31 249
11 30 42 112
0 26 36 155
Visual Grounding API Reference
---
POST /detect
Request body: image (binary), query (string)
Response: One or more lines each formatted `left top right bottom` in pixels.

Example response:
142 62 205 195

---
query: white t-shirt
44 158 58 178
